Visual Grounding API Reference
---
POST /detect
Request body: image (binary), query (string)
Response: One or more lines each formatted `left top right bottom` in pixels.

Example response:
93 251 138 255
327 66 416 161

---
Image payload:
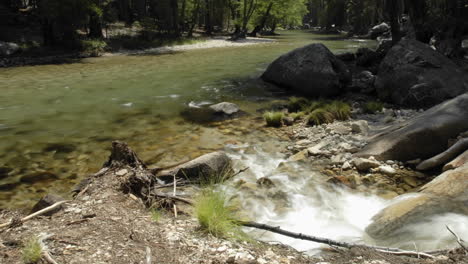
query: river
1 30 466 254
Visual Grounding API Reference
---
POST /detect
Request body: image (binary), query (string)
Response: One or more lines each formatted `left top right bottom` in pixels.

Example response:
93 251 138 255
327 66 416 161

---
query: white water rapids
224 145 468 255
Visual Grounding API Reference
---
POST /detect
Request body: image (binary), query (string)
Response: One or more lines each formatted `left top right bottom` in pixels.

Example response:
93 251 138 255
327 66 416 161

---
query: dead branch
154 194 194 205
146 246 152 264
240 221 435 259
0 200 69 229
446 225 468 254
43 250 59 264
231 167 249 178
417 138 468 171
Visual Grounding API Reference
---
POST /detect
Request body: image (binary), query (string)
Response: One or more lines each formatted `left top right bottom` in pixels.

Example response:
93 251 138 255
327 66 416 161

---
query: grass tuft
22 236 42 264
325 101 351 120
150 208 162 222
263 111 284 127
288 97 309 112
194 188 244 239
363 101 384 114
80 39 107 56
307 108 335 125
289 111 305 121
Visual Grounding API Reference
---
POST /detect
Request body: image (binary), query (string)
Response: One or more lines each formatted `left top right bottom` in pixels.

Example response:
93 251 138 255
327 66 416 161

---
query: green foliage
307 108 335 125
150 208 162 222
22 236 42 264
80 39 107 56
304 100 328 113
263 111 284 127
289 111 305 121
198 165 234 187
288 97 309 112
194 188 244 239
363 101 384 114
324 101 351 120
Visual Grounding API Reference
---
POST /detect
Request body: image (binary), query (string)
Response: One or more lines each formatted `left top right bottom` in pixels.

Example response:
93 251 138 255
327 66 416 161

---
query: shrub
288 97 309 112
80 39 107 56
22 236 42 264
325 101 351 120
263 111 284 127
194 188 243 239
363 101 384 114
304 100 328 113
307 108 335 125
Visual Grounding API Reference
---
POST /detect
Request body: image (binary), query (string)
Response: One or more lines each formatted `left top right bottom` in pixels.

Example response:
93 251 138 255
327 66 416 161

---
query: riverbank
0 36 275 68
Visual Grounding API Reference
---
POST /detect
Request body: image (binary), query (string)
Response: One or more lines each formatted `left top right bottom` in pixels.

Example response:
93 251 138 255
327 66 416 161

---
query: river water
1 30 466 253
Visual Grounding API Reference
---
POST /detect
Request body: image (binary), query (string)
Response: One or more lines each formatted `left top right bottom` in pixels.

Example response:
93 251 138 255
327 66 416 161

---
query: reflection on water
0 30 375 208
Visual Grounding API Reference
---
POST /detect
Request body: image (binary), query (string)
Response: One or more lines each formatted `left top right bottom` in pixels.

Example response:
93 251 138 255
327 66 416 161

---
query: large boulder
356 93 468 162
375 39 468 108
156 152 232 181
261 43 351 98
366 163 468 239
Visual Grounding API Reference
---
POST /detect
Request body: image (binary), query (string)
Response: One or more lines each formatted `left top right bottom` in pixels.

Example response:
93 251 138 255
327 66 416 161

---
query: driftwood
0 200 69 229
240 221 436 259
417 138 468 171
443 149 468 171
446 225 468 254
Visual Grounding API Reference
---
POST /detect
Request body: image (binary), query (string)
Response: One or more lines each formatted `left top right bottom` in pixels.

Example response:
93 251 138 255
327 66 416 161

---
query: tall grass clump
287 97 309 112
289 111 305 121
325 101 351 120
263 111 284 127
304 100 328 114
22 236 42 264
194 188 244 239
307 108 335 125
363 101 384 114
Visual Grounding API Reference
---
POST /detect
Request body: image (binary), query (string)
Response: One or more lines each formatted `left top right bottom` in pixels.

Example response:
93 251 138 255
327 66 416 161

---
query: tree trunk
249 1 272 37
386 0 401 44
89 14 104 39
171 0 180 36
204 0 212 35
405 0 430 43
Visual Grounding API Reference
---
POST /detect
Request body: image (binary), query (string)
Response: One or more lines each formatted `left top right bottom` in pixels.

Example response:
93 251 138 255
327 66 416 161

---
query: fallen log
240 221 436 258
417 138 468 171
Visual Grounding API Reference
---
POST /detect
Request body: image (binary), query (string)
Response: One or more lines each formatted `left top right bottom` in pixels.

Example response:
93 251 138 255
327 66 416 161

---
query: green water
0 30 375 208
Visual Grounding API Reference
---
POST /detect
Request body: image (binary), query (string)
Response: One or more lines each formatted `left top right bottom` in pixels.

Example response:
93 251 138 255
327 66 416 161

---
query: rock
375 39 468 108
282 116 294 126
443 149 468 171
356 93 468 161
351 120 369 135
350 71 375 93
43 142 77 153
0 166 12 179
261 43 351 97
462 39 468 50
156 152 232 181
181 102 245 123
336 52 356 62
353 158 380 172
256 177 275 188
366 163 468 239
30 194 65 216
20 171 59 184
401 176 419 188
209 102 239 115
356 48 381 67
378 165 396 175
342 161 352 170
369 23 390 39
288 149 308 162
0 41 19 56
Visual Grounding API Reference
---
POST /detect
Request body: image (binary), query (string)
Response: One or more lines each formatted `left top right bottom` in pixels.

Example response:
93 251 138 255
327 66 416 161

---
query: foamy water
225 145 468 254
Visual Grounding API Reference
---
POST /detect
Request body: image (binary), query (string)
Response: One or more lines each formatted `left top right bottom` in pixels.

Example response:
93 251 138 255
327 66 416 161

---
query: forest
1 0 467 52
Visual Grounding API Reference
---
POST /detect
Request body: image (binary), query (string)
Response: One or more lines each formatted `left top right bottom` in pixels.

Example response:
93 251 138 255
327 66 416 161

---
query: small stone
353 158 381 171
379 165 396 175
296 139 311 146
116 169 128 176
288 149 308 162
351 120 369 135
342 161 352 170
401 176 419 187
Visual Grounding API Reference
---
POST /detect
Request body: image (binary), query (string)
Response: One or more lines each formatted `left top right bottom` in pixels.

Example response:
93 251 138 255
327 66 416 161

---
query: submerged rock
366 163 468 239
181 102 246 123
261 43 350 97
357 93 468 161
20 171 59 184
375 39 468 108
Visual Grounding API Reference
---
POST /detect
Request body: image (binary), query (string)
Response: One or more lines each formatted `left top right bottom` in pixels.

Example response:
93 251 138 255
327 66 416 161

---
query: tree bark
386 0 401 45
89 13 104 39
